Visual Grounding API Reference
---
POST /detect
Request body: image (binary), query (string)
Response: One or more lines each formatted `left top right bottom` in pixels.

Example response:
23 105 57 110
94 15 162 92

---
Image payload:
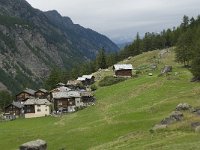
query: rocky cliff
0 0 119 94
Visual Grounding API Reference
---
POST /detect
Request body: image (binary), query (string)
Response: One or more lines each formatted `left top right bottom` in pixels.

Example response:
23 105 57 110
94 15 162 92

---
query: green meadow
0 49 200 150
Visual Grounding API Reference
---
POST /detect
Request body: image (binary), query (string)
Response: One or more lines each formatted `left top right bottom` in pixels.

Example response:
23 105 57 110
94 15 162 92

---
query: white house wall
25 105 50 118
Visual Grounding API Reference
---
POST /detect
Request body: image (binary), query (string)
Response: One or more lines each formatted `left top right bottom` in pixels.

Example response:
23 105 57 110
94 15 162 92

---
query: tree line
44 15 200 89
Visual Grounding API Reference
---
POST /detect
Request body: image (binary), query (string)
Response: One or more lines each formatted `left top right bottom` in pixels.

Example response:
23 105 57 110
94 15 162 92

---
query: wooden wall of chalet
16 92 32 101
5 105 21 116
115 69 132 77
54 98 68 111
35 91 48 99
54 98 76 111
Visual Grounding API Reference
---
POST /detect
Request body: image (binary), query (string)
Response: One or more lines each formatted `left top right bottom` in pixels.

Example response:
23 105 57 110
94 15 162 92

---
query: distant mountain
117 42 132 49
0 0 119 94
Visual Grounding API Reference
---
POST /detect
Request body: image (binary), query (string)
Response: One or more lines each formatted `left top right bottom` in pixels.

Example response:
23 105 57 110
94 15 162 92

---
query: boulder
170 111 183 121
176 103 191 111
19 139 47 150
191 122 200 129
152 124 167 131
161 65 172 74
160 111 183 125
161 117 175 125
195 126 200 133
148 73 153 76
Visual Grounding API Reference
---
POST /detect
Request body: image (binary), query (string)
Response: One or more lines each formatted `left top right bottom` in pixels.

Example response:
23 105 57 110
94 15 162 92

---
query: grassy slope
0 49 200 150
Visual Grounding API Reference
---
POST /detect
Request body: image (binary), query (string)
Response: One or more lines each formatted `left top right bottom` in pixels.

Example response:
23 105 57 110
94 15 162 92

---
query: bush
90 84 97 91
99 76 126 87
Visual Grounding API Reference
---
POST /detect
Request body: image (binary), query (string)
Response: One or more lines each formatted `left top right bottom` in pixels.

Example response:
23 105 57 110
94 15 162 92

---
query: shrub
90 84 97 91
99 76 126 87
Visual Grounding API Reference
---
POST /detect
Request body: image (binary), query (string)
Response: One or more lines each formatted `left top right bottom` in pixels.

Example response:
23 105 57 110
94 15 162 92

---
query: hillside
0 0 119 94
0 49 200 149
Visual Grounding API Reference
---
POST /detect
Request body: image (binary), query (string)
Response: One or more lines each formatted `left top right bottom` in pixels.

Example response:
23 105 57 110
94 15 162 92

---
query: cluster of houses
4 77 95 119
3 63 133 120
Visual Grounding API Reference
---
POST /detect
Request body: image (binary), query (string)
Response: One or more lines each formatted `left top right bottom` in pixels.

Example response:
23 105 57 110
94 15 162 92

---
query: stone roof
52 91 81 99
67 80 82 86
77 77 86 81
51 86 71 93
82 75 94 79
113 64 133 71
80 91 93 97
6 101 24 108
12 101 24 108
23 88 36 95
36 89 48 93
77 75 94 81
24 98 51 105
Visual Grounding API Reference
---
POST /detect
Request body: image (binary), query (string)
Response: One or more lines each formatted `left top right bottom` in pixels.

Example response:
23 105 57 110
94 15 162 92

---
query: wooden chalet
4 101 24 117
77 75 95 85
16 88 36 102
52 91 83 112
113 64 133 77
35 89 49 99
23 98 51 118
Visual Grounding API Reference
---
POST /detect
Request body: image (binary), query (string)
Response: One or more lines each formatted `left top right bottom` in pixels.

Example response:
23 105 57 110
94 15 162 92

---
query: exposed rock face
176 103 191 111
161 65 172 74
19 139 47 150
0 0 119 94
160 111 183 125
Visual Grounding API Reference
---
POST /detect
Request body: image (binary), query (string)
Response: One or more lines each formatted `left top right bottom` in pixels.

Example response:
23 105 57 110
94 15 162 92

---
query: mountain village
2 64 133 120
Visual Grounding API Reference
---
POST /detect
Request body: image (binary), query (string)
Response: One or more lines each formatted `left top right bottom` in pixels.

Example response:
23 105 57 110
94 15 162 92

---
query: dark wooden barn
35 89 49 99
113 64 133 77
4 101 23 117
16 88 36 102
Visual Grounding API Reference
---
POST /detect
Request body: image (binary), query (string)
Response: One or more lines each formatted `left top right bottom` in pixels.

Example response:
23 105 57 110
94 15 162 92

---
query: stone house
23 98 51 118
52 91 83 112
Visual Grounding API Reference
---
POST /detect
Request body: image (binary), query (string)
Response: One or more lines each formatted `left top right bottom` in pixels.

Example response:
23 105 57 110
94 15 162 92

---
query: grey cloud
26 0 200 43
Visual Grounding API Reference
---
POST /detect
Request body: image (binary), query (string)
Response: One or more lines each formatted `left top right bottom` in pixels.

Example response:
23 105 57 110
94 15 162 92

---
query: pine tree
0 90 12 111
96 48 107 69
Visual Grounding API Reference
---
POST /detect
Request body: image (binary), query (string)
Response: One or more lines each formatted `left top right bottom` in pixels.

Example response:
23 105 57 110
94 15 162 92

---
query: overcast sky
26 0 200 44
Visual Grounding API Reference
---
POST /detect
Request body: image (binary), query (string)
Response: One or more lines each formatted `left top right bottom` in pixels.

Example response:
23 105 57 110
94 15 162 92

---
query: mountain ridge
0 0 119 94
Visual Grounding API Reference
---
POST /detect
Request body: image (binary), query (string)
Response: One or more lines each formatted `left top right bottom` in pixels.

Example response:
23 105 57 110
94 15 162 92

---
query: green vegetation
0 50 200 150
0 31 18 54
0 91 12 111
0 14 32 29
99 76 126 87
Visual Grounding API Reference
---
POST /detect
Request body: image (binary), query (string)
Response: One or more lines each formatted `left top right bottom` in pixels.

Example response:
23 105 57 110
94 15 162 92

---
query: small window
37 105 40 107
77 101 79 103
37 109 41 112
45 109 47 111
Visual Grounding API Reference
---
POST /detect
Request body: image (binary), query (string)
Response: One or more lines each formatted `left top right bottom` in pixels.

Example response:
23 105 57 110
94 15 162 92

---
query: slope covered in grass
0 49 200 150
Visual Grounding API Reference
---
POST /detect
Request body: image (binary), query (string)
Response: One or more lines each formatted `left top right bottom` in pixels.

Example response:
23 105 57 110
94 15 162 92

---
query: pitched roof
113 64 133 71
77 77 86 81
67 80 82 86
12 101 24 108
82 75 94 79
5 101 24 109
52 91 81 99
56 83 66 87
24 98 51 105
50 86 71 93
80 91 93 97
23 88 36 95
36 89 48 93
